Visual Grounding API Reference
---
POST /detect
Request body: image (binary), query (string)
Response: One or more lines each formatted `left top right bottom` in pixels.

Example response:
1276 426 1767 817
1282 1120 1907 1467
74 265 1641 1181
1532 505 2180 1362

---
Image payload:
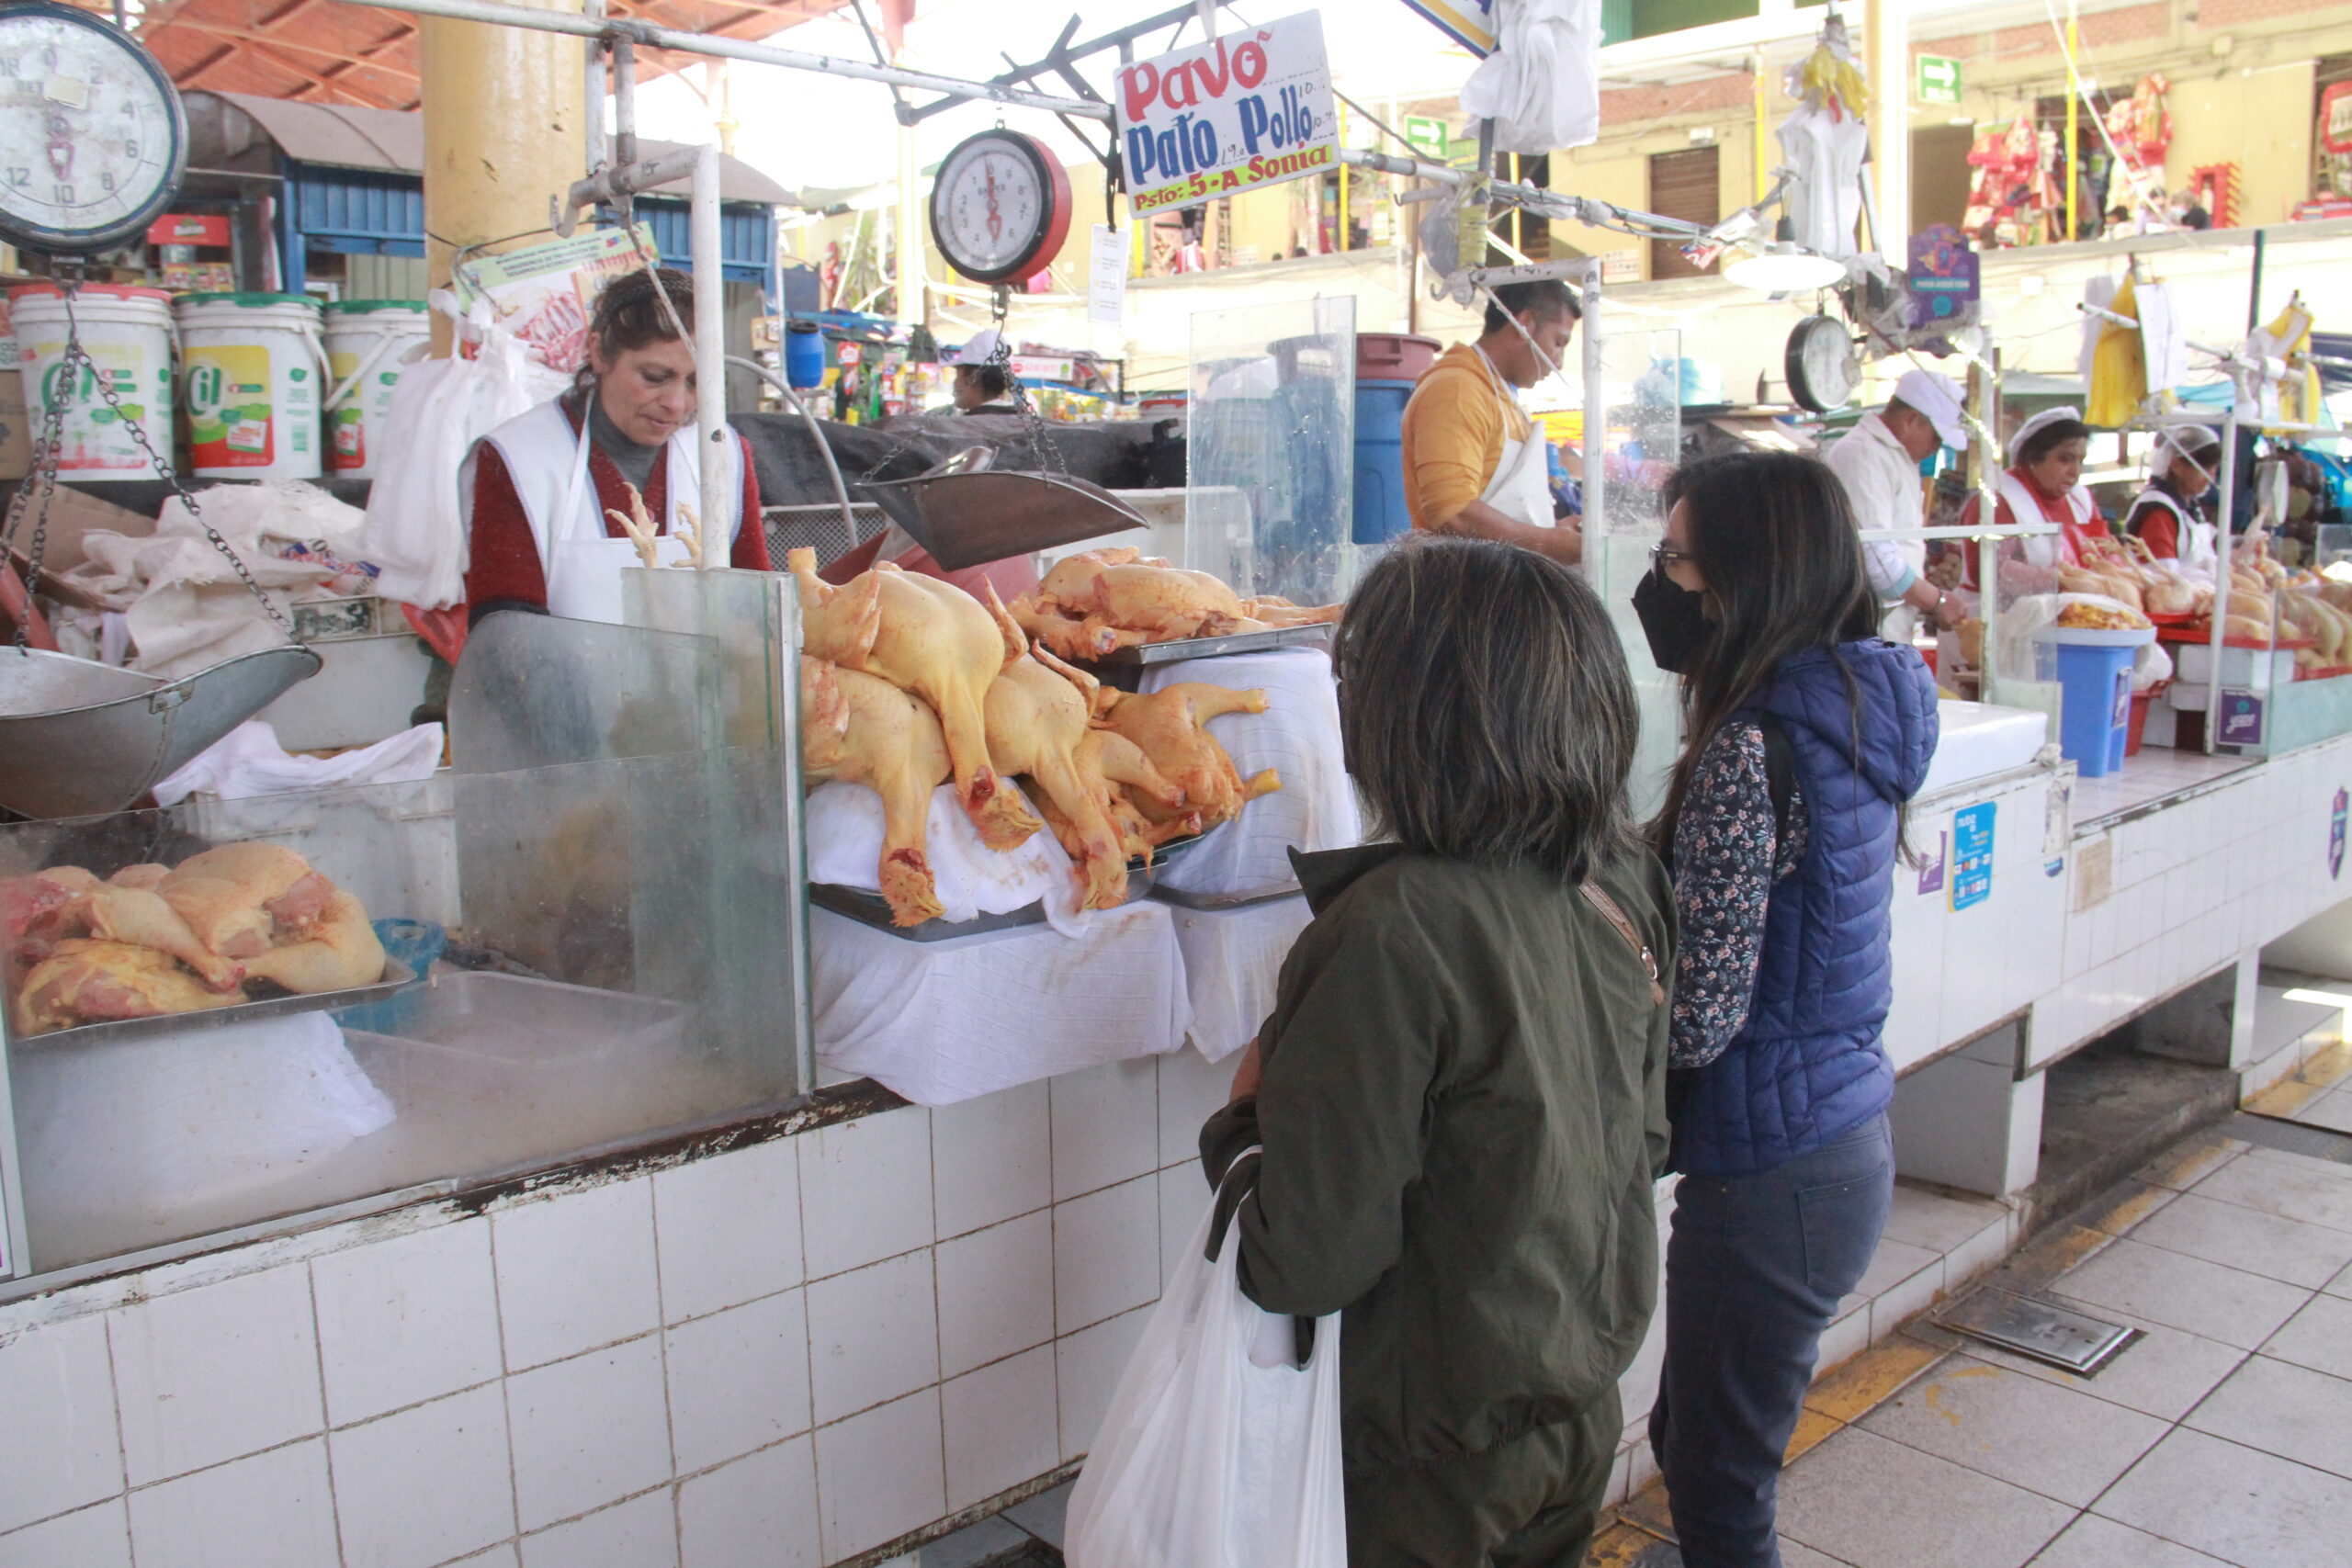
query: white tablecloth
811 900 1193 1105
1140 648 1361 897
1164 895 1315 1062
806 780 1086 936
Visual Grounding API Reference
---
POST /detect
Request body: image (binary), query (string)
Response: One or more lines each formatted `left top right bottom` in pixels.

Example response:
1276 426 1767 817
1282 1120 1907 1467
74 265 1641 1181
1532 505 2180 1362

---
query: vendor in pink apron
461 266 767 627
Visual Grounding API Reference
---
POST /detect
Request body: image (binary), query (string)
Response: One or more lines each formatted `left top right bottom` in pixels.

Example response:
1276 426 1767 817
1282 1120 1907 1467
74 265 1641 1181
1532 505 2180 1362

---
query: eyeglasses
1650 543 1695 570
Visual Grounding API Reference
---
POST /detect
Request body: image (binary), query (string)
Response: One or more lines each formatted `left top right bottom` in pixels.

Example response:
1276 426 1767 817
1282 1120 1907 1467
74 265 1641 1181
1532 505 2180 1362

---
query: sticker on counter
2333 788 2346 880
1916 829 1948 897
2044 760 2075 878
2074 834 2113 913
2218 690 2266 748
1951 801 1996 912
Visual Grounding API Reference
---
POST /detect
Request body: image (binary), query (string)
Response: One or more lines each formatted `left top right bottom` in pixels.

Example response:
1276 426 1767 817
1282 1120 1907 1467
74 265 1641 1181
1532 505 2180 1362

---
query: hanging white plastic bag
1457 0 1602 156
1066 1156 1346 1568
359 293 570 609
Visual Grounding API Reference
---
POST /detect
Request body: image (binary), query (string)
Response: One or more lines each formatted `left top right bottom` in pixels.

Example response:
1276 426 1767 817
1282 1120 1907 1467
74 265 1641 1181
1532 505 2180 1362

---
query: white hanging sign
1088 224 1127 325
1116 12 1338 218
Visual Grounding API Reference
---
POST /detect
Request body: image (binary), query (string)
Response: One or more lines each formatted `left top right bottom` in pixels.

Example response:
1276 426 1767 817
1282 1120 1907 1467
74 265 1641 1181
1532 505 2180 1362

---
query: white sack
1457 0 1602 155
153 719 445 807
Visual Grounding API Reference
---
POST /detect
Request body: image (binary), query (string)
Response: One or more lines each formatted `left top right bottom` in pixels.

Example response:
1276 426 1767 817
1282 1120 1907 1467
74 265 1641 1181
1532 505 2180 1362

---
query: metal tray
1091 622 1334 667
856 455 1150 570
1149 879 1305 911
812 833 1204 942
13 958 419 1048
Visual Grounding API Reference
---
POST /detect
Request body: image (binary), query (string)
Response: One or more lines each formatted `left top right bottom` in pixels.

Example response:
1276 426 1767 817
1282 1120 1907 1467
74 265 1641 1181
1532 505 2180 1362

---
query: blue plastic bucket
1352 378 1418 544
2052 642 2137 777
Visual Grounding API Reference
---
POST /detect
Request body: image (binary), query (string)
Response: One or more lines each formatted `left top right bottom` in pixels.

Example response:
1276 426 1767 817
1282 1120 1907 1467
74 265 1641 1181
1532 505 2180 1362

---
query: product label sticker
186 344 274 468
1951 801 1996 912
2074 833 2113 912
2332 788 2346 880
2044 760 2075 877
2218 689 2266 747
1916 828 1949 897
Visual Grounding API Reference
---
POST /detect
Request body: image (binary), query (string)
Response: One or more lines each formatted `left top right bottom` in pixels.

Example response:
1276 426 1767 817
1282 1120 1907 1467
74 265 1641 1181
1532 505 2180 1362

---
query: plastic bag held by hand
1458 0 1602 154
1066 1155 1345 1568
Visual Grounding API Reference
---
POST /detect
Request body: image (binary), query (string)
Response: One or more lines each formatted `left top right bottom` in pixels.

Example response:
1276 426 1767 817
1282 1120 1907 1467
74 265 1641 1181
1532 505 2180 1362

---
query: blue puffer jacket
1674 640 1940 1179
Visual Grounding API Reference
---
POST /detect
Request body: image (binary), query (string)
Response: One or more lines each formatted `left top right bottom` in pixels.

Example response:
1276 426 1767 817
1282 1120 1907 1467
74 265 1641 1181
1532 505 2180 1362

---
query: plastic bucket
175 292 325 480
6 285 175 482
1352 377 1417 544
2053 641 2137 777
322 300 427 479
1356 332 1441 381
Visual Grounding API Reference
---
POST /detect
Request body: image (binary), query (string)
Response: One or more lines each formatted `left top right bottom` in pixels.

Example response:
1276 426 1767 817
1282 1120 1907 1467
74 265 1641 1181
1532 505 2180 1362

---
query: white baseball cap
951 328 1001 367
1893 369 1970 450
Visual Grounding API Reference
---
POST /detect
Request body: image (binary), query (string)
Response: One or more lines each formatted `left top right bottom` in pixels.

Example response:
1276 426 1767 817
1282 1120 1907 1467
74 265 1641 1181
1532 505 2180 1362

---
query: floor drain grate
1937 1288 2139 1374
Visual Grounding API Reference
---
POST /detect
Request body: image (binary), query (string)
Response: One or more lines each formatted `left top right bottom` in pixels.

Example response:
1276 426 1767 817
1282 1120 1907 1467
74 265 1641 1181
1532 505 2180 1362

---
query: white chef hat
951 328 1002 367
2007 405 2086 467
1892 369 1969 450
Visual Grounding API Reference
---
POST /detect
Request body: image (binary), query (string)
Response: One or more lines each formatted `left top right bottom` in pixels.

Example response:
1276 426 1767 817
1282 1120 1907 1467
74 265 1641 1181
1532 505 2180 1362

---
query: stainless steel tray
15 958 418 1048
813 833 1204 942
1091 623 1334 667
857 455 1150 571
1149 880 1305 911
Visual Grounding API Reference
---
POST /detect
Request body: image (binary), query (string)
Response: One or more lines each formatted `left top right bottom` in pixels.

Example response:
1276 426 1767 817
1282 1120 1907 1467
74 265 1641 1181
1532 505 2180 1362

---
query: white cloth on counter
811 901 1192 1105
1167 895 1314 1063
1141 648 1361 897
154 718 445 807
804 779 1089 938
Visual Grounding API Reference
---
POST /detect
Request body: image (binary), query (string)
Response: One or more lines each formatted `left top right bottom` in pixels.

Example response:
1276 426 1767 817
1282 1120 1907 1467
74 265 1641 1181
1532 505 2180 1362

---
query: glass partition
1587 326 1685 818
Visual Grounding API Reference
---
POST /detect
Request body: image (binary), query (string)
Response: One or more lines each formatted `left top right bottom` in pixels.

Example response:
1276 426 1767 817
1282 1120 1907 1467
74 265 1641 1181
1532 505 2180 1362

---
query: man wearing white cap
1823 368 1971 641
948 328 1020 415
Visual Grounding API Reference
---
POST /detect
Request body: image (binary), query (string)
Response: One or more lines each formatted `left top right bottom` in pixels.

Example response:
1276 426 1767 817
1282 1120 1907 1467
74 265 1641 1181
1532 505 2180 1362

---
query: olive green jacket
1200 841 1675 1474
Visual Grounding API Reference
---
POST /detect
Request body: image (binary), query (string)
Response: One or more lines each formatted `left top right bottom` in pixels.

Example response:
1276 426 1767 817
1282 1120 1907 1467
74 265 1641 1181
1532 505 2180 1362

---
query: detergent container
7 284 175 482
175 292 325 480
322 299 428 479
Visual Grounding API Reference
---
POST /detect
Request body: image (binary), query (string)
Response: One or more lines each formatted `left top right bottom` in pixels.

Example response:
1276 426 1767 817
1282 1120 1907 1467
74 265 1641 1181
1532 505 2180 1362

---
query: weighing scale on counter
0 2 320 820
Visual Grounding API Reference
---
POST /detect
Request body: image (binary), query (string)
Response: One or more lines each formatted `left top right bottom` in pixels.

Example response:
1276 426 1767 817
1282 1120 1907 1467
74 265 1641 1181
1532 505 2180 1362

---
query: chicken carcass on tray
1010 548 1341 660
1099 682 1283 831
14 939 249 1037
802 655 956 927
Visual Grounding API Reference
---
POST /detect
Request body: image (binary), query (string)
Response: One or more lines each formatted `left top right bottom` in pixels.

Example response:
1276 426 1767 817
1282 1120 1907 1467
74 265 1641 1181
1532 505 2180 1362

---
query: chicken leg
803 657 956 927
985 655 1136 909
241 889 387 995
1102 683 1281 829
75 886 244 991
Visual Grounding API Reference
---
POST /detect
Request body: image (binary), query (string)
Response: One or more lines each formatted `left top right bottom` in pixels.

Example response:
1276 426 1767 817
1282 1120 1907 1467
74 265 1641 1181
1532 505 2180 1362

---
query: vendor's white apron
1999 471 2096 568
471 394 742 624
2132 485 2218 569
1474 344 1555 531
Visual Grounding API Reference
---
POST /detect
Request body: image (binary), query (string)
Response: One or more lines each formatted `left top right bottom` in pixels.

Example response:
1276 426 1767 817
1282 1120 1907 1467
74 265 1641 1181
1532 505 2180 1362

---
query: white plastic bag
359 295 570 609
1458 0 1602 155
1066 1156 1346 1568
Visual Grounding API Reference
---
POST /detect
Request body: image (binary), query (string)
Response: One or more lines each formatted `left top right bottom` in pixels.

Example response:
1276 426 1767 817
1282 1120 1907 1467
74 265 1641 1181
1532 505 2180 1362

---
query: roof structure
70 0 862 113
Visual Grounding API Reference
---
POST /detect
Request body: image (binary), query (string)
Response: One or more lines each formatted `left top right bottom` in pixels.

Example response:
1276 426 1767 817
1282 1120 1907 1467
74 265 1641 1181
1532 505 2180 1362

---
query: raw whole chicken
801 656 956 927
1100 682 1282 830
13 939 247 1036
983 651 1189 910
1011 548 1342 660
1033 742 1204 867
3 866 98 945
70 886 244 991
787 547 1041 852
158 843 334 959
241 889 387 995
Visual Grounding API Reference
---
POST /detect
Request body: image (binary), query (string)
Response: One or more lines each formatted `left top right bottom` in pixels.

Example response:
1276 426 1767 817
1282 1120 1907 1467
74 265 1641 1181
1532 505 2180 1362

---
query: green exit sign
1917 54 1962 106
1403 115 1449 163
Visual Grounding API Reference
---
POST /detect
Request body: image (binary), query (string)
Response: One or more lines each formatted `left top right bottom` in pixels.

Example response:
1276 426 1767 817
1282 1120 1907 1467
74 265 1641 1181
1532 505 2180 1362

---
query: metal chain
985 284 1066 477
1 354 74 650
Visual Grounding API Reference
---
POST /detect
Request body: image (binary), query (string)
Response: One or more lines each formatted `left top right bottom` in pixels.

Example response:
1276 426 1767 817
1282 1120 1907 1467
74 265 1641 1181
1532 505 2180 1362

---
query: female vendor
463 266 768 626
2124 425 2222 566
1959 408 2108 594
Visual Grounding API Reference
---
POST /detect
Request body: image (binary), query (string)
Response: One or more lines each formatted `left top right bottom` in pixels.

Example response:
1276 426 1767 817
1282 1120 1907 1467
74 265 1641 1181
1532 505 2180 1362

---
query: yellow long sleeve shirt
1400 342 1533 531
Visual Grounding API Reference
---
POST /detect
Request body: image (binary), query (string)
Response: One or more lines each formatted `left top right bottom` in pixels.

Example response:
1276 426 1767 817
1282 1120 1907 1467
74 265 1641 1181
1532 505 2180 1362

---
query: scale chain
987 284 1066 478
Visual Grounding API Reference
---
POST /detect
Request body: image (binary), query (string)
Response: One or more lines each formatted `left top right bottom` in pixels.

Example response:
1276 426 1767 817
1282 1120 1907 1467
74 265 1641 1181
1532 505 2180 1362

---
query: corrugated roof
205 90 799 207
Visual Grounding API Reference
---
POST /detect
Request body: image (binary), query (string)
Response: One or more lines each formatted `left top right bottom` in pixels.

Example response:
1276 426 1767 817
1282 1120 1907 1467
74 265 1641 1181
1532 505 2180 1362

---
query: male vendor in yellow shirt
1399 278 1583 565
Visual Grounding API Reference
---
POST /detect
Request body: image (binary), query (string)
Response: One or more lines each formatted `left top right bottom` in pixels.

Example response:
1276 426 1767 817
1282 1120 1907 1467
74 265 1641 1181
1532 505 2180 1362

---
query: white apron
1997 471 2096 569
1473 345 1555 531
2130 486 2217 569
465 393 743 624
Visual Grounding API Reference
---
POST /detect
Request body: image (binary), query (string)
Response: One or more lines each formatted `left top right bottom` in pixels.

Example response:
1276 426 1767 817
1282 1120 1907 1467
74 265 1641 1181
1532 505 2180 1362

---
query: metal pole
583 0 607 172
694 144 726 564
2065 0 2080 243
1580 259 1603 579
2205 407 2238 752
2248 228 2267 333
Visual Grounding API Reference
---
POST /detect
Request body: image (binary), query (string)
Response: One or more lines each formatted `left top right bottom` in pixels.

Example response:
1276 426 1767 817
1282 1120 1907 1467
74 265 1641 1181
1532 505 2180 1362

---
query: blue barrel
1353 377 1418 544
2052 641 2138 777
785 321 825 389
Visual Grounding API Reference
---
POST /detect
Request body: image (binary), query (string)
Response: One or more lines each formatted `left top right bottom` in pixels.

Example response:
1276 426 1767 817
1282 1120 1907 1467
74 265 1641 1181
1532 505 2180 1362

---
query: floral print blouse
1668 717 1811 1069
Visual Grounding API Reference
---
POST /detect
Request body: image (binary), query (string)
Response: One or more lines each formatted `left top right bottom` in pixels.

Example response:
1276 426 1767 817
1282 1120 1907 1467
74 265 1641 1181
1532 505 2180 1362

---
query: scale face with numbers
0 1 188 254
928 128 1071 286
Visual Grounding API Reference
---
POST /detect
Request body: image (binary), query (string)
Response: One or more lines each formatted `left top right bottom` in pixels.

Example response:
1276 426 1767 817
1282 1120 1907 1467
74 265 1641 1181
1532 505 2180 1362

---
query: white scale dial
928 129 1068 287
0 5 186 254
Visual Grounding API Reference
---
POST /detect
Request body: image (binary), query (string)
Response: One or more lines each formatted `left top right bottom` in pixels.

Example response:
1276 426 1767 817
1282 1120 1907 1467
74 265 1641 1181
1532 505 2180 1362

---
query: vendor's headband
2008 405 2085 467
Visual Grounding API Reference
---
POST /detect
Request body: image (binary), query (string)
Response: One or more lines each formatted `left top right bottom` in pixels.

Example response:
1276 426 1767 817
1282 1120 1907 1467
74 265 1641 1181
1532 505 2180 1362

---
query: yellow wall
2165 60 2314 227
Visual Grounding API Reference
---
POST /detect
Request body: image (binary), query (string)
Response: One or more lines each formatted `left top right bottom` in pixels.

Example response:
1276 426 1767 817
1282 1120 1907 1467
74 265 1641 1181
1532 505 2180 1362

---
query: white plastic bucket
322 300 428 480
175 293 326 481
7 285 176 482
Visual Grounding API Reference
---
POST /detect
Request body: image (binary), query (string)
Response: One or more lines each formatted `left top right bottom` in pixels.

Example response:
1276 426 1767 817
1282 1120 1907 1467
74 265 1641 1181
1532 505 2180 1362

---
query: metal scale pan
0 645 322 819
856 447 1151 570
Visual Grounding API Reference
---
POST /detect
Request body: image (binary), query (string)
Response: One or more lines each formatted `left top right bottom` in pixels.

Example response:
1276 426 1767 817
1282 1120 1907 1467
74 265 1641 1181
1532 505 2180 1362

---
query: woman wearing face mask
1630 452 1939 1568
462 266 768 627
1956 408 2106 595
2124 425 2223 567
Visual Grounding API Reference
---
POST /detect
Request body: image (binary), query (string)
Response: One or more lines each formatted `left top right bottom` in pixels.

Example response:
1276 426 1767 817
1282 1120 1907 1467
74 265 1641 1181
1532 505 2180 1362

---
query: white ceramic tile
1049 1058 1160 1202
941 1346 1060 1512
679 1435 819 1568
813 1391 944 1562
654 1137 804 1325
494 1179 662 1372
1055 1175 1161 1337
799 1107 934 1280
110 1266 323 1486
521 1489 679 1568
1814 1301 1871 1379
1157 1045 1234 1169
805 1249 939 1426
1869 1251 1946 1340
506 1336 674 1533
931 1084 1051 1241
127 1438 339 1568
312 1219 503 1428
331 1382 514 1568
0 1501 130 1568
667 1290 813 1473
1057 1304 1151 1462
0 1314 122 1533
441 1548 522 1568
1159 1166 1210 1289
934 1212 1054 1380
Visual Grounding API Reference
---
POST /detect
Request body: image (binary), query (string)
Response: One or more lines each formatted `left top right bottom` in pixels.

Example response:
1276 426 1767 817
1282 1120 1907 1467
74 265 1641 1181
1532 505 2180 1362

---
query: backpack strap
1755 711 1799 865
1579 883 1666 1006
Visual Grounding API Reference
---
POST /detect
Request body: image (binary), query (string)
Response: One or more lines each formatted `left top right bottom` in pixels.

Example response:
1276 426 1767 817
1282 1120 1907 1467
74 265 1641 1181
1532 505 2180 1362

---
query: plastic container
6 284 175 481
322 299 427 479
2126 688 2156 756
1352 376 1417 544
1355 332 1441 381
175 292 325 480
2048 639 2139 777
785 320 825 389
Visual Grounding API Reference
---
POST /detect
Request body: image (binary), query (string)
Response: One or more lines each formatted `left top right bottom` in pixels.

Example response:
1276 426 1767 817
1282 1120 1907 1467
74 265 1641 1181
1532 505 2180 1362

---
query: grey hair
1333 536 1640 885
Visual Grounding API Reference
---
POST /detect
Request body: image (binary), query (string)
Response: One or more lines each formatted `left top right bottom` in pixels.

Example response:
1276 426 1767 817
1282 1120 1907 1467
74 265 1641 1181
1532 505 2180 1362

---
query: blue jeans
1649 1114 1894 1568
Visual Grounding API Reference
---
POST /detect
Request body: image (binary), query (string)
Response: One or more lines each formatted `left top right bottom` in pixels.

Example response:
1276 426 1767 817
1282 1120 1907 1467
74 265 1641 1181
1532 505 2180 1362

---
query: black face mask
1633 566 1712 673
